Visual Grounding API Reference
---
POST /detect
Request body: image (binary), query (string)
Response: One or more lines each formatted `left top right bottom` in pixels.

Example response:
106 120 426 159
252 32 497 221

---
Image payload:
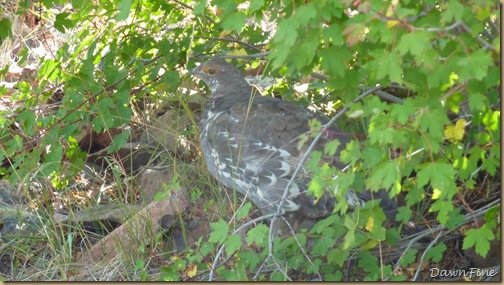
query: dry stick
310 72 404 104
208 213 277 281
279 215 323 281
384 198 501 281
196 52 270 60
413 230 444 281
194 36 263 52
264 84 384 278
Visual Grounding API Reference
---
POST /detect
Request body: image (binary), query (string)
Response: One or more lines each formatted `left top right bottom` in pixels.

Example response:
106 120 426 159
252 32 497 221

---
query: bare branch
310 72 405 104
194 36 263 52
459 22 497 52
413 230 444 281
193 52 270 60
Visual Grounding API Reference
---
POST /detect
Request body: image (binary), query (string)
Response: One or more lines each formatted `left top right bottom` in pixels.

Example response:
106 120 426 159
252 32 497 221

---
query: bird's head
189 59 249 94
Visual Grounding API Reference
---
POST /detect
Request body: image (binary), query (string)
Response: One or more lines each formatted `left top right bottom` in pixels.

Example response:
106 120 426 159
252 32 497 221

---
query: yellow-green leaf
444 119 466 142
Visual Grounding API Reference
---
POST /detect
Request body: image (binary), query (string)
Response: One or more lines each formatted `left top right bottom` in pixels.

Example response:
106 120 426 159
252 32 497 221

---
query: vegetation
0 0 500 281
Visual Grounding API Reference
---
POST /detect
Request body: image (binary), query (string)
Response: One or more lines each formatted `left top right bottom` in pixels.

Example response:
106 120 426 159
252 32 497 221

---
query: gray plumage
191 59 400 224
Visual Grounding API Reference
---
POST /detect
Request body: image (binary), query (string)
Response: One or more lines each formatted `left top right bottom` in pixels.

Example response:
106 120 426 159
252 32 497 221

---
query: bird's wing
230 95 352 169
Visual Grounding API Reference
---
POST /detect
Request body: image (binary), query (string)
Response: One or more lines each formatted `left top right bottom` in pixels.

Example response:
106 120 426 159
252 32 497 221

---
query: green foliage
209 219 229 245
0 18 13 41
0 0 499 281
463 225 495 257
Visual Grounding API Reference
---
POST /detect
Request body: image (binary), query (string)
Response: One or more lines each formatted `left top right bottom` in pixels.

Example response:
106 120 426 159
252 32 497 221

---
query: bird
189 59 404 231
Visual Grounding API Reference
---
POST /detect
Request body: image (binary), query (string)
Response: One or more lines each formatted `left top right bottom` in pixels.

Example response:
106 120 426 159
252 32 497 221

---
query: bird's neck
211 80 254 98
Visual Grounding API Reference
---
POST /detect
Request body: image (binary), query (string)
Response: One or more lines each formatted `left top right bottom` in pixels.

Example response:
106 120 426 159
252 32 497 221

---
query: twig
406 19 497 52
411 20 464 32
171 0 216 24
359 86 404 104
193 52 270 60
458 22 497 52
252 255 271 280
265 84 383 279
413 230 443 281
440 81 467 101
310 72 404 104
194 36 262 52
279 215 322 280
208 213 276 281
272 84 383 224
387 198 500 280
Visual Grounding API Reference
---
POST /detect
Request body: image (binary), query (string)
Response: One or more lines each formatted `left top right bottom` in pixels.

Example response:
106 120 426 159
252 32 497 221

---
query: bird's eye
204 67 220 75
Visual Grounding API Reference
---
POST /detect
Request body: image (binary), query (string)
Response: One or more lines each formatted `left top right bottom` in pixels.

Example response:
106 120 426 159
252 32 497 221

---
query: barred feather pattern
192 60 401 222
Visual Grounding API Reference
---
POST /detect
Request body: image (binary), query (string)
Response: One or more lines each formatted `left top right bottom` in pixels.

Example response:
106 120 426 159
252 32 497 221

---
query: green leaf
246 224 268 247
236 202 252 219
342 227 355 250
269 18 298 67
400 249 418 267
440 0 468 23
248 0 264 13
322 23 344 44
219 11 247 32
324 271 343 281
54 12 75 33
160 267 180 281
416 162 456 198
238 251 260 270
430 199 454 225
224 234 242 256
463 225 495 257
306 151 322 171
193 0 207 15
0 18 13 40
397 31 432 57
324 139 341 156
418 106 450 140
17 110 36 136
72 0 90 9
385 228 401 245
213 0 237 15
396 206 412 223
209 219 229 245
357 251 379 273
327 248 349 267
320 46 352 77
390 98 416 125
292 30 319 69
468 92 486 112
375 52 403 83
332 171 355 214
311 234 336 255
367 160 400 191
481 156 499 176
457 49 493 81
116 0 133 20
340 140 361 166
272 18 298 46
309 214 340 235
343 23 366 46
292 3 317 26
425 242 446 262
108 131 130 153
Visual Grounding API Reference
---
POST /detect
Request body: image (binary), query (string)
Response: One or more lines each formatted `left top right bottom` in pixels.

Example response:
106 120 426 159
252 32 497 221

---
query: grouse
190 59 401 228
